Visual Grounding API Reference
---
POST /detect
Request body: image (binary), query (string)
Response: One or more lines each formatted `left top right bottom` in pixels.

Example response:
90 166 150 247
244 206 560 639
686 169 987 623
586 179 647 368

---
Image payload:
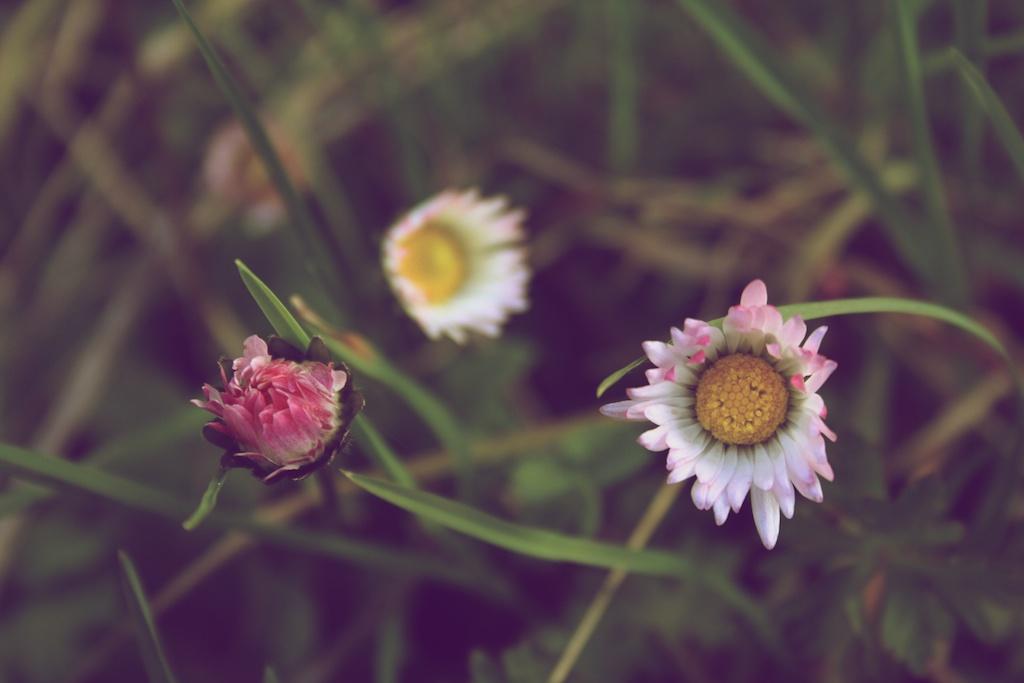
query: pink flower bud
193 335 362 484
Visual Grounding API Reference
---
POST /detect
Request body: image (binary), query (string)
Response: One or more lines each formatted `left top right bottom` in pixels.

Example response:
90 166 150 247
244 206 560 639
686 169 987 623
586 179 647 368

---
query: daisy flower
382 189 529 343
600 280 837 549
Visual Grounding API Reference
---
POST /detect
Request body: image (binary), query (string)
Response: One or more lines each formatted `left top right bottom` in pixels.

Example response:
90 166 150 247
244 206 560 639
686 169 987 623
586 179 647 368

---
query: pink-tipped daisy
382 189 529 343
600 280 838 549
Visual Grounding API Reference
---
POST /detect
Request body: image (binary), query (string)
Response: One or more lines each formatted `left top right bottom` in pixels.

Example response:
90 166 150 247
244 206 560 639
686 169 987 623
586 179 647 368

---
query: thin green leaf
0 440 483 589
607 0 638 172
983 30 1024 59
310 326 474 499
343 471 772 641
236 259 312 350
117 550 178 683
375 614 405 683
951 0 988 182
597 296 1012 397
0 0 64 140
263 667 281 683
773 298 1006 357
923 31 1024 72
891 0 967 304
672 0 945 300
353 418 417 489
595 357 646 398
169 0 338 293
948 49 1024 184
0 408 206 518
181 467 230 531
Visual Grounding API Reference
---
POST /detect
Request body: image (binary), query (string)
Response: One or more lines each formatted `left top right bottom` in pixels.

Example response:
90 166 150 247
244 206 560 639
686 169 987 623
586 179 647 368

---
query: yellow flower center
395 222 469 304
695 354 788 446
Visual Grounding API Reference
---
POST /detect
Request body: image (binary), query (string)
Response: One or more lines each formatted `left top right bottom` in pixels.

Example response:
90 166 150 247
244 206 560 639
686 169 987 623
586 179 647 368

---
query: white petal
695 444 725 483
644 404 687 425
752 443 774 490
751 487 781 550
793 473 824 503
805 359 838 393
706 446 738 503
667 438 706 465
666 430 707 460
779 431 814 486
599 400 642 421
769 443 796 519
727 453 754 512
627 382 683 400
777 316 807 348
713 495 731 525
637 425 670 451
666 422 706 448
642 341 677 368
667 459 697 484
691 480 714 510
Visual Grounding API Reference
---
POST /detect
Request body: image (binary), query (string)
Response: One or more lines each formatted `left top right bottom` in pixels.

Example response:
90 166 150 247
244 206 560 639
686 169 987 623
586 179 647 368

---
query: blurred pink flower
193 335 361 483
202 119 307 229
600 280 837 549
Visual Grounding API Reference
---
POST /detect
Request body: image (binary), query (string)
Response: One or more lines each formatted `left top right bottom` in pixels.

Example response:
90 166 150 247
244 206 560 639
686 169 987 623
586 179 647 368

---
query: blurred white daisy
600 280 838 549
382 189 529 343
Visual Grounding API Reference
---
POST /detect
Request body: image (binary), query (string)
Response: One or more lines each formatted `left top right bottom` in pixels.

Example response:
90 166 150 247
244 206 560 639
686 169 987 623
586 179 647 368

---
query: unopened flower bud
193 335 362 484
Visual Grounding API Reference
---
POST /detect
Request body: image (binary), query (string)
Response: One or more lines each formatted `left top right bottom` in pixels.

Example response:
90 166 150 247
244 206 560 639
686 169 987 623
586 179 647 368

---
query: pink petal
740 279 768 307
803 326 828 353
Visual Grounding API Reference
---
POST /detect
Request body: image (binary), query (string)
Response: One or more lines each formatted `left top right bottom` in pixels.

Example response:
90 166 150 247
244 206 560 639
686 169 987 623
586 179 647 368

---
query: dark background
2 0 1024 681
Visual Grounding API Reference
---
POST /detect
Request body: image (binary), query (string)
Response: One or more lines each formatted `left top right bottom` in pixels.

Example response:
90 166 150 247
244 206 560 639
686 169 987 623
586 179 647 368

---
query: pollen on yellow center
695 353 788 446
395 222 469 304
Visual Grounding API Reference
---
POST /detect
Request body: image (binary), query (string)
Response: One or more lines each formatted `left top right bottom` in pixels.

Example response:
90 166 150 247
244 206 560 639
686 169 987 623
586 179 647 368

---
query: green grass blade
672 0 943 299
983 30 1024 59
263 667 281 683
314 330 474 498
948 49 1024 184
774 298 1005 355
952 0 988 181
923 31 1024 73
0 0 64 141
169 0 339 293
236 259 312 349
0 441 483 589
607 0 638 172
597 296 1011 397
343 471 771 640
352 418 417 489
375 614 404 683
349 470 639 570
117 550 178 683
181 467 230 531
673 0 799 116
891 0 967 305
595 357 646 398
0 408 206 518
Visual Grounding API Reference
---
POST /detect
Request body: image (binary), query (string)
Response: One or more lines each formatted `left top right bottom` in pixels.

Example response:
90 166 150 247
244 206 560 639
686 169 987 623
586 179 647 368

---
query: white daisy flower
600 280 838 549
382 189 530 343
